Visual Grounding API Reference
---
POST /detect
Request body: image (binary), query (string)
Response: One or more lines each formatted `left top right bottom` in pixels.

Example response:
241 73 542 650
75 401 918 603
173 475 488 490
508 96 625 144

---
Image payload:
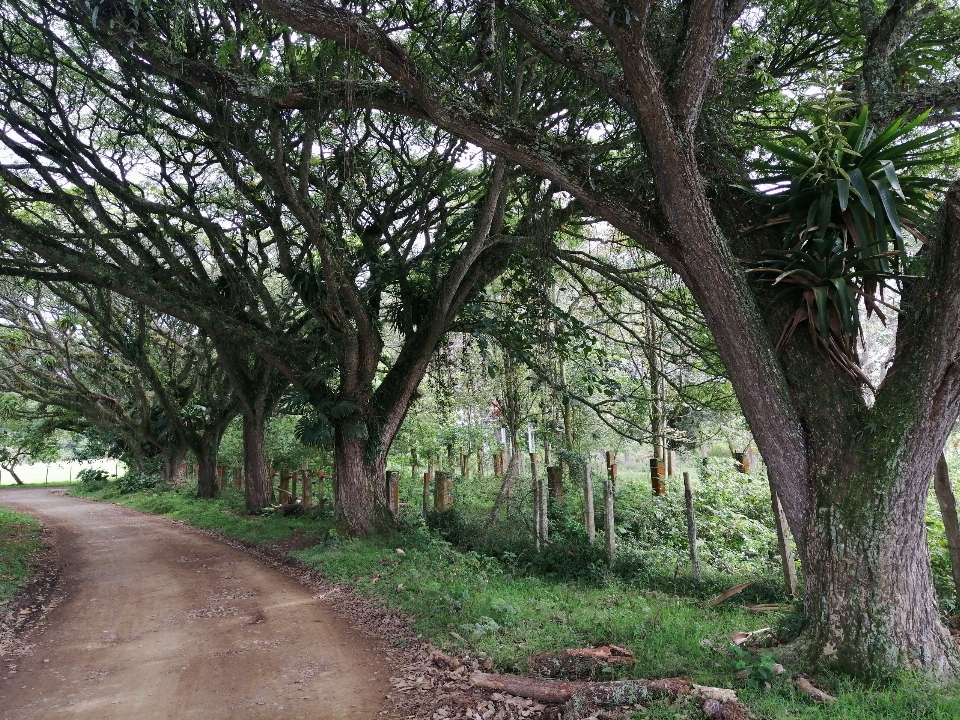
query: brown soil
0 488 390 720
0 489 695 720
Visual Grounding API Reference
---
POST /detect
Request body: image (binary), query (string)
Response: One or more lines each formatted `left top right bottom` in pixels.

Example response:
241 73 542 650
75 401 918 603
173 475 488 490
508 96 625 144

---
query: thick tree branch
504 6 635 115
674 0 736 135
259 0 673 263
882 180 960 498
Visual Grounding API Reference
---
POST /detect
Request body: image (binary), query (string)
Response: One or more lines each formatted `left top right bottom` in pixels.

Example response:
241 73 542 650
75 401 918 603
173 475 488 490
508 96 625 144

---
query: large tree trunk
212 342 283 513
242 407 271 511
162 442 188 488
196 444 220 500
802 466 956 675
192 419 231 500
333 427 388 535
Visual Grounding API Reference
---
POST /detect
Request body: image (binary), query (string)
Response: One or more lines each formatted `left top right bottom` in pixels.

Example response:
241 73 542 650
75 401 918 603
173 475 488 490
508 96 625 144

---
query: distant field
0 459 125 486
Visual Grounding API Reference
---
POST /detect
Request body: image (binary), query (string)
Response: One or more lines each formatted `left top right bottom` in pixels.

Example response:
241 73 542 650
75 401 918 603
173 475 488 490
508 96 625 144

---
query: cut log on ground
528 644 635 679
470 672 754 719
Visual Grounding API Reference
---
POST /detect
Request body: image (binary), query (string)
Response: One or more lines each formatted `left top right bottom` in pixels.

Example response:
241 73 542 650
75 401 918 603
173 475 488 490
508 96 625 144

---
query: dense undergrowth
64 459 960 720
419 459 791 605
0 504 42 607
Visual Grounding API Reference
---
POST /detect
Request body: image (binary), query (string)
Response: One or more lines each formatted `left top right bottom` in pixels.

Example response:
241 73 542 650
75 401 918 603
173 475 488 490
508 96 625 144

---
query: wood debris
727 628 771 646
745 603 785 613
706 582 754 607
528 645 635 679
793 674 837 702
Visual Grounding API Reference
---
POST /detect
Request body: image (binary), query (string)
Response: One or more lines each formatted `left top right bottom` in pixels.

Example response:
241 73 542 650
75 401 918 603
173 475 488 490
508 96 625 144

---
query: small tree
0 395 59 484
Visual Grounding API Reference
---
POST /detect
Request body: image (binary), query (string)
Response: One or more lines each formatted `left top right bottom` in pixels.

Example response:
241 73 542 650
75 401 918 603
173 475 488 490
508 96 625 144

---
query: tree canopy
1 0 960 678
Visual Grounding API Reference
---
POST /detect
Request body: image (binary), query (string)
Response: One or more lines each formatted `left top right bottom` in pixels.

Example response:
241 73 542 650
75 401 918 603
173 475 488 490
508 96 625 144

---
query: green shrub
528 504 610 586
76 467 110 490
116 471 159 494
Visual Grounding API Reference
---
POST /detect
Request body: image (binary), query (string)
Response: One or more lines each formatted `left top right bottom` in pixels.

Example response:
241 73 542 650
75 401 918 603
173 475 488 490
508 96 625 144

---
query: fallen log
470 671 688 704
470 672 754 719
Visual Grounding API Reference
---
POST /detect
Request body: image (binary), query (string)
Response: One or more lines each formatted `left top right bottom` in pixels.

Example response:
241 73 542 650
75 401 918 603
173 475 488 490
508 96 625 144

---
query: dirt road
0 488 391 720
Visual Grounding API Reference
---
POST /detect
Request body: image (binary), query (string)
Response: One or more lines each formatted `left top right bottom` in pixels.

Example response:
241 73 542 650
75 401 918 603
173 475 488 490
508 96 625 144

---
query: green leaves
747 94 953 380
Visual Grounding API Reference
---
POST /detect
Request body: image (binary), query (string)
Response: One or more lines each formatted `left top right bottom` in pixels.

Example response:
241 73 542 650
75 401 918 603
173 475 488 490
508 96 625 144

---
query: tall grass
0 505 43 606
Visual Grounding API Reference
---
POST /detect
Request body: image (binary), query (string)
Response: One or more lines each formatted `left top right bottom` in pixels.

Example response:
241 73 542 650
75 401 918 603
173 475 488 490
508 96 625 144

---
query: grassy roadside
0 505 43 608
70 482 960 719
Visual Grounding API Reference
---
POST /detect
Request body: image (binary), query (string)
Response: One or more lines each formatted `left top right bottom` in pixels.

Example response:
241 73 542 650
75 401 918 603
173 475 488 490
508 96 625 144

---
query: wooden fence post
386 470 400 518
269 469 277 504
290 471 298 502
434 471 453 511
232 466 242 490
734 452 750 474
539 467 549 546
769 477 798 597
316 469 325 507
547 466 564 502
683 472 701 582
530 451 540 551
422 472 431 519
301 462 312 507
605 451 616 491
649 457 666 495
279 468 291 504
604 464 616 567
583 463 595 545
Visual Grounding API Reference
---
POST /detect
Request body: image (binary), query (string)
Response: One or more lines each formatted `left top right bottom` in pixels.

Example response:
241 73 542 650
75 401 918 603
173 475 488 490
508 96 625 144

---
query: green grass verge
70 482 960 719
0 505 43 606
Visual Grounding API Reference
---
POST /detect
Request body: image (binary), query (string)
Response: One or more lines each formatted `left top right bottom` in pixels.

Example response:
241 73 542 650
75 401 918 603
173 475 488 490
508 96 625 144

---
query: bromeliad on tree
747 94 953 384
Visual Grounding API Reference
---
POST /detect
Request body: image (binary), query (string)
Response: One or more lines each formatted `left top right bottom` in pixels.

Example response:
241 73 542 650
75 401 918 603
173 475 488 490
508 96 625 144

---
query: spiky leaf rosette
747 94 953 382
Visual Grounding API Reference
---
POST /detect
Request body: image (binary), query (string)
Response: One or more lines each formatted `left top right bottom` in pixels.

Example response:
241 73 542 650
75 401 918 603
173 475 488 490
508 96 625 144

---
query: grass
0 505 43 606
0 458 123 485
69 480 960 719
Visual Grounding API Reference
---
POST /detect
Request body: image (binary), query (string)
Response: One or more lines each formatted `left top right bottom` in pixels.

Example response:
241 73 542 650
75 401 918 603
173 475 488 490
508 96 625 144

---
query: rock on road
0 488 391 719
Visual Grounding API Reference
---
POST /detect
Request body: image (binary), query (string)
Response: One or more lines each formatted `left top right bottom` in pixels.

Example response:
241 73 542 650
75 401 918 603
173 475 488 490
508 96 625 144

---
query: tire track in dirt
0 488 390 720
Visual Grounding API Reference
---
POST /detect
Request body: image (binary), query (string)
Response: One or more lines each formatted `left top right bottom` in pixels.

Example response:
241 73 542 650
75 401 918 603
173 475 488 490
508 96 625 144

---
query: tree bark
212 342 283 513
469 672 689 705
242 407 271 511
800 435 958 675
486 440 521 528
333 427 388 535
162 442 188 488
1 464 25 485
768 476 798 598
195 437 223 500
